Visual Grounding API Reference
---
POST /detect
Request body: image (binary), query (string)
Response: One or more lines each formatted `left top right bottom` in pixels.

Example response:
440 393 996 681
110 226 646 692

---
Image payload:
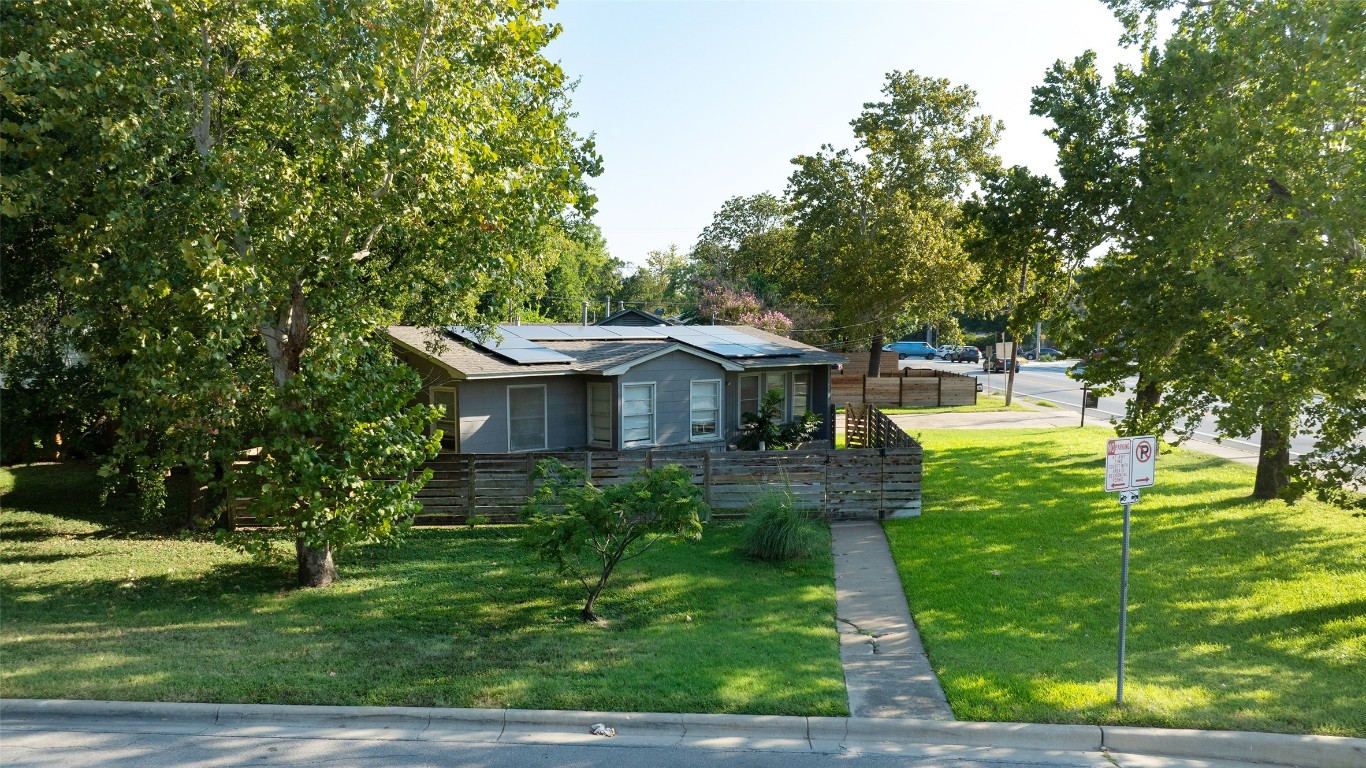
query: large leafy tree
2 0 597 584
962 166 1068 404
786 71 1000 375
1073 0 1365 499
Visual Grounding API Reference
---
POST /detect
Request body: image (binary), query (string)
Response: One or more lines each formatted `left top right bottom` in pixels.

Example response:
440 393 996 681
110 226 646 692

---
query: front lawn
0 463 845 715
885 428 1366 736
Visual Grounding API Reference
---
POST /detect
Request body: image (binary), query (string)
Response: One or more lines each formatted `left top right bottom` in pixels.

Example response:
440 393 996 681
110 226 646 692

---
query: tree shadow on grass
1 461 193 538
2 523 846 716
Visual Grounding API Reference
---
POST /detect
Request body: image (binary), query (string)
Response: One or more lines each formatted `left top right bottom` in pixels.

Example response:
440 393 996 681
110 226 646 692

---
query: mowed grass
0 463 845 715
885 428 1366 736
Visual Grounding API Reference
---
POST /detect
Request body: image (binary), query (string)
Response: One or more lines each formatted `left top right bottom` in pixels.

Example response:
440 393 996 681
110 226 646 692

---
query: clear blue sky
544 0 1138 270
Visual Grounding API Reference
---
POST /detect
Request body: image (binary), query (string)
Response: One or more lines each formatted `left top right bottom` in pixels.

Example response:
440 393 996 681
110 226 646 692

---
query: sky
543 0 1140 271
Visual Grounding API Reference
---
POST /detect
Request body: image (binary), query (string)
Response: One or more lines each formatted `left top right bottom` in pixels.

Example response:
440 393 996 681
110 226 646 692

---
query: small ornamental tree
520 459 709 622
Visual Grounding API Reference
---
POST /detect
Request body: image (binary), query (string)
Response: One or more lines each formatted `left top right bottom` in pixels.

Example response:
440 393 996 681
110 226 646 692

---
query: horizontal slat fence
832 368 977 408
840 351 901 376
414 446 921 524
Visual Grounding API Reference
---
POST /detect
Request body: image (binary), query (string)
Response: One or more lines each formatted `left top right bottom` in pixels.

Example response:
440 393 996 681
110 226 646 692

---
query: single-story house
387 323 846 453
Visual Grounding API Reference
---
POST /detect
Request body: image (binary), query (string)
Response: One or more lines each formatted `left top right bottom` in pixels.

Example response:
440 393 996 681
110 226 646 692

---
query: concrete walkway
831 521 954 720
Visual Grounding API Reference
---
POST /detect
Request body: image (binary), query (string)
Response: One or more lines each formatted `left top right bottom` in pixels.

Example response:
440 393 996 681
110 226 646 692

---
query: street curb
5 698 1363 766
1101 725 1365 768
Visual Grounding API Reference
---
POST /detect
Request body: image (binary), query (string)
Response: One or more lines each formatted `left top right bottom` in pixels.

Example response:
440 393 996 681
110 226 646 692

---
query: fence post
937 371 943 407
861 374 867 404
584 451 592 482
465 457 476 517
703 451 713 506
645 449 654 470
898 374 904 407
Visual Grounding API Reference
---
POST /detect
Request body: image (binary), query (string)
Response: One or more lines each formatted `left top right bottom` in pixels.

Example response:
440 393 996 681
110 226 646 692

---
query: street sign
1105 435 1157 491
1104 435 1156 708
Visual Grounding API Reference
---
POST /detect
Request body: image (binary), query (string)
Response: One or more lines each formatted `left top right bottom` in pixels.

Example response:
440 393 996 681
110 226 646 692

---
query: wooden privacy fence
844 403 918 450
840 351 901 376
832 368 978 408
415 447 921 524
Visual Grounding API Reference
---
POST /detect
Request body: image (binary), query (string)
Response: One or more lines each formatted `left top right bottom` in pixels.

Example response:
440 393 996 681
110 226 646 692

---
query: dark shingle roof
387 324 846 379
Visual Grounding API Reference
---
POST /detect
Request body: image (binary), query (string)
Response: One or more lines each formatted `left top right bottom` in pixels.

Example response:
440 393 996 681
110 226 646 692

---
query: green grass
0 463 845 715
885 428 1366 736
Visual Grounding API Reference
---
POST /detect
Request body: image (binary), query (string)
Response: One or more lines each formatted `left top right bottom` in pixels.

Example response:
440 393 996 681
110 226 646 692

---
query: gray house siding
617 351 729 450
457 375 586 453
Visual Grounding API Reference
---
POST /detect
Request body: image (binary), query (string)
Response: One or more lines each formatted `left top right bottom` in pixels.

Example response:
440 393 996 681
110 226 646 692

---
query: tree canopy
787 71 1000 374
1067 0 1365 500
2 0 599 583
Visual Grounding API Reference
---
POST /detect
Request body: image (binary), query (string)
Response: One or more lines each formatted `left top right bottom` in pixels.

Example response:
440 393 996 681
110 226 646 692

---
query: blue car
883 341 936 360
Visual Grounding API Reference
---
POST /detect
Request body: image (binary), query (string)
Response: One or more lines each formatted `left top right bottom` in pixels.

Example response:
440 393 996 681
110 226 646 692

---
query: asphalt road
900 357 1316 458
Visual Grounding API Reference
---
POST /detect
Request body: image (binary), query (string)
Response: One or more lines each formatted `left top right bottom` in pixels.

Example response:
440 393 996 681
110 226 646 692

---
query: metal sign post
1105 438 1157 707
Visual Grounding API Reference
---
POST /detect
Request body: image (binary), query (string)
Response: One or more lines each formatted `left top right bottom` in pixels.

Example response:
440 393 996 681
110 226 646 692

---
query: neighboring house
387 323 846 453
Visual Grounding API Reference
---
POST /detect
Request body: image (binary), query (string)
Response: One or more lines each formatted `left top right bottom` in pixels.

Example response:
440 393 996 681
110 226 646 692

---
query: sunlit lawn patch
1 463 844 715
885 428 1366 736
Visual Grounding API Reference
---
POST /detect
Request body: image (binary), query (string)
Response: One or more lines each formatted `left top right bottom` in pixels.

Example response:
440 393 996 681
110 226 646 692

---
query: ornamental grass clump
738 486 823 561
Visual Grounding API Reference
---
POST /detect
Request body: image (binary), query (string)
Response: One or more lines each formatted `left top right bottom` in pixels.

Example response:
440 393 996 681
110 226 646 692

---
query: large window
739 374 760 422
621 383 655 446
791 373 810 418
763 372 788 422
690 380 721 441
587 382 612 447
507 385 547 452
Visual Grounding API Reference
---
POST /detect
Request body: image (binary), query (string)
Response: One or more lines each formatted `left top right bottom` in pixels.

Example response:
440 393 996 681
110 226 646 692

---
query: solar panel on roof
445 325 576 364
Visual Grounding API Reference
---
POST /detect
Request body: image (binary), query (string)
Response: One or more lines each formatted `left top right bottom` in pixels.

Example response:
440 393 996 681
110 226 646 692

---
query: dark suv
951 346 980 363
983 356 1020 373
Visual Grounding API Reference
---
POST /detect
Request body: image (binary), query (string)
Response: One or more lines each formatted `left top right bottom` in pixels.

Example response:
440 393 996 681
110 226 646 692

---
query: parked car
951 346 980 363
932 344 959 360
983 356 1020 373
1023 347 1062 361
883 341 935 360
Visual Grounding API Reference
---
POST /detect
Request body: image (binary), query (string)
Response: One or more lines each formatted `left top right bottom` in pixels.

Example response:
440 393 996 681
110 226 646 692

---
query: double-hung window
791 373 810 418
739 375 760 422
763 372 788 422
507 385 547 452
621 383 655 446
690 380 721 441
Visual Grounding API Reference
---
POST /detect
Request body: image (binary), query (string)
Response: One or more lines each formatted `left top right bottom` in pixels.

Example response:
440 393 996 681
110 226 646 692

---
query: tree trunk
1004 333 1019 406
296 538 337 588
1128 374 1162 434
1253 420 1291 500
867 332 884 378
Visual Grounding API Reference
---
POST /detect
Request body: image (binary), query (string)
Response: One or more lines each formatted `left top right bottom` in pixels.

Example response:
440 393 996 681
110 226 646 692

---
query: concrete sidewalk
832 521 953 720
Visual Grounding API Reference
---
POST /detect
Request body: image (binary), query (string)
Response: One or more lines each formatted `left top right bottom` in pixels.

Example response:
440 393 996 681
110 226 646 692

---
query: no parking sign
1105 435 1157 494
1104 434 1157 707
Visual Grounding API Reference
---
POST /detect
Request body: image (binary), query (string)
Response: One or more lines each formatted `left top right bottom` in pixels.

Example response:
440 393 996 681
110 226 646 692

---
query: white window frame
506 384 548 453
689 379 723 443
586 382 613 448
620 382 656 447
430 386 459 450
